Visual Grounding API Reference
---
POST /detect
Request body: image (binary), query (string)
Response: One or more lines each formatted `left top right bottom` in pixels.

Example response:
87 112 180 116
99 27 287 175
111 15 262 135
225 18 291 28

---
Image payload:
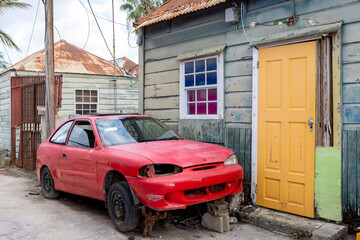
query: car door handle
62 154 67 159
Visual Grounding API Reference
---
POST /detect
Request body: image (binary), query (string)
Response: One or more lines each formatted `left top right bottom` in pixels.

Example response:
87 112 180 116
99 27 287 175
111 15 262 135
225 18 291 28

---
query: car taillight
138 164 183 178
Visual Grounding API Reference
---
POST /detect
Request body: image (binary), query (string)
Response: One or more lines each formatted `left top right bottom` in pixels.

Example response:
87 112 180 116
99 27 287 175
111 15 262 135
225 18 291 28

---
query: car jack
141 206 167 236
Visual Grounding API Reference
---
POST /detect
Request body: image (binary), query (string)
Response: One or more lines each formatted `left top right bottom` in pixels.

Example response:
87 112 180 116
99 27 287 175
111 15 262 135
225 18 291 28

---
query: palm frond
0 28 20 51
0 0 31 14
0 52 9 69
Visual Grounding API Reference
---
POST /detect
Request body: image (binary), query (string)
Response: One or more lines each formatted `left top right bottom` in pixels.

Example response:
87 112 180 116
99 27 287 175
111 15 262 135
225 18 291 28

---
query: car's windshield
95 117 183 147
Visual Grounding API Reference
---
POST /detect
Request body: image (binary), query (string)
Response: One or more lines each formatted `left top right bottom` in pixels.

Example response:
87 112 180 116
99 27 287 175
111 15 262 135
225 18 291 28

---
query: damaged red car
36 114 243 232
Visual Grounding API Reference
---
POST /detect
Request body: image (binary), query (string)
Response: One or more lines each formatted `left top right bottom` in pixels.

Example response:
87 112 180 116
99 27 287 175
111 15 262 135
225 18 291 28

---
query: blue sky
0 0 138 66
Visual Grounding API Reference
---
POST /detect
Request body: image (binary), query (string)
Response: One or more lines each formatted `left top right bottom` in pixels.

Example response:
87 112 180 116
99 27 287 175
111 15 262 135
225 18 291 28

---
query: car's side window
67 121 95 148
50 121 74 144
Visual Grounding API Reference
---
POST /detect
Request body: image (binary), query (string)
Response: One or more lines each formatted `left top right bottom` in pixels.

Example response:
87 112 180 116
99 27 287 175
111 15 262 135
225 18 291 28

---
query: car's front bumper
127 163 243 211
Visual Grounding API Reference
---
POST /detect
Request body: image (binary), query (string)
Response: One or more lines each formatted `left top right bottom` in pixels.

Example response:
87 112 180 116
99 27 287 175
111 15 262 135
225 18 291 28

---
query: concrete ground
0 167 293 240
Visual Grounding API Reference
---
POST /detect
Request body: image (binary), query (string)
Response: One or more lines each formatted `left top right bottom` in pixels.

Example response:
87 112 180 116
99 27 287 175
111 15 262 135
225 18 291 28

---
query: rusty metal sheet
134 0 226 30
1 40 126 77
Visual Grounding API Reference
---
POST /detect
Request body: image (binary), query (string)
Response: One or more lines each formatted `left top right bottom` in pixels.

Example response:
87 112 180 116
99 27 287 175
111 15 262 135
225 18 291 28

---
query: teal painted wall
140 0 360 220
315 147 342 221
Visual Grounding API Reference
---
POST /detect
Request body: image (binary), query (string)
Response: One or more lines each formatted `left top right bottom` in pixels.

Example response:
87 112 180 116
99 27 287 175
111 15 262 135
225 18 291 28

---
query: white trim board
251 48 258 205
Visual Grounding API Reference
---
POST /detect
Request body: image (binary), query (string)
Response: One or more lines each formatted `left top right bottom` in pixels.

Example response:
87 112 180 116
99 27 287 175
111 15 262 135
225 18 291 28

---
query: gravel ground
0 167 295 240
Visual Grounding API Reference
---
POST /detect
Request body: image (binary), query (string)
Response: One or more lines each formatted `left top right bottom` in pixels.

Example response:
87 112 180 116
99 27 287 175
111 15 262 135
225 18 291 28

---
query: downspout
138 27 145 114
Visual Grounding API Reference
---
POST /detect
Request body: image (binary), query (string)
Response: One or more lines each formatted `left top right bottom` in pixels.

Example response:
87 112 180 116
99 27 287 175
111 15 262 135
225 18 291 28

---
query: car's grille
184 183 226 198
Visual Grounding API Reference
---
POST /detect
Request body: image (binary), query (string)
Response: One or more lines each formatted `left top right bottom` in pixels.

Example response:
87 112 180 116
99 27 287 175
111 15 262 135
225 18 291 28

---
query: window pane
195 60 205 72
188 103 195 115
207 58 217 71
83 104 90 109
185 62 194 74
185 75 194 87
91 96 97 103
208 102 217 114
84 90 90 96
197 89 206 101
84 96 90 102
207 72 217 85
75 96 82 102
91 90 97 96
76 104 82 110
208 88 217 101
75 90 82 96
197 103 206 114
195 73 205 86
91 104 97 110
76 110 82 115
187 90 195 102
50 121 73 144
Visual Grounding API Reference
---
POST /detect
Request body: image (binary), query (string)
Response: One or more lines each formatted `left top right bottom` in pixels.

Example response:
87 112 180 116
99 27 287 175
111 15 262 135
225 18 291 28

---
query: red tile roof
134 0 226 30
0 40 126 76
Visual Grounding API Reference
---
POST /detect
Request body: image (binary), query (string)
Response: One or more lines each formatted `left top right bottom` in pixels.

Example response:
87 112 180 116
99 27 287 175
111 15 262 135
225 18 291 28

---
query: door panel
257 41 316 218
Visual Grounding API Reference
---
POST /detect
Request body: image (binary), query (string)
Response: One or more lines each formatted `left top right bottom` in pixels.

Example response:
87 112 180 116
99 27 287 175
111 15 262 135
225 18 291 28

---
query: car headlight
224 154 238 166
138 164 183 178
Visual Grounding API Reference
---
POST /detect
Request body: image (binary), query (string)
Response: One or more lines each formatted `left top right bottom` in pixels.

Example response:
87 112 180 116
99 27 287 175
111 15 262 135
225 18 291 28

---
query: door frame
250 32 342 206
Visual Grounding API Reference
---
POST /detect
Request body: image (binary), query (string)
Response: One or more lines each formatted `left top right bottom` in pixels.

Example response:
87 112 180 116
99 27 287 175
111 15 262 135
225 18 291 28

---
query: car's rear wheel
41 167 60 199
107 182 140 232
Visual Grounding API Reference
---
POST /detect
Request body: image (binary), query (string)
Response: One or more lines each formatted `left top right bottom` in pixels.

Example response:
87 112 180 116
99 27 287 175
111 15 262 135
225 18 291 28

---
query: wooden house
134 0 360 223
0 39 138 169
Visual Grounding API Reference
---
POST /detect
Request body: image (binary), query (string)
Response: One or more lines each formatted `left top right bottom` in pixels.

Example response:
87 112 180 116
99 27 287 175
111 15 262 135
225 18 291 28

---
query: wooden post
44 0 56 136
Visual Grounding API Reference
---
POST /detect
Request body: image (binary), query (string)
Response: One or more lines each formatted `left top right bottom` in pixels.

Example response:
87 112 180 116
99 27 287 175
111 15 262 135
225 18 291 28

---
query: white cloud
0 0 138 66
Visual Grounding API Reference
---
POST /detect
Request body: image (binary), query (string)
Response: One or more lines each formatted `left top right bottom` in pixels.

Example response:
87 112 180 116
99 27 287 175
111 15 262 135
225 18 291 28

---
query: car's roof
68 113 149 121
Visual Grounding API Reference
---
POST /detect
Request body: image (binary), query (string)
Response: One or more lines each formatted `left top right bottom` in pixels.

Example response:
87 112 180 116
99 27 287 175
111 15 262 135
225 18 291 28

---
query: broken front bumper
127 163 243 211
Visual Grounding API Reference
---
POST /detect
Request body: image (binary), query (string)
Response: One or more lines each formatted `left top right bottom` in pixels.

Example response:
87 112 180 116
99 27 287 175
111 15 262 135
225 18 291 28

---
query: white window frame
179 53 224 120
74 89 99 115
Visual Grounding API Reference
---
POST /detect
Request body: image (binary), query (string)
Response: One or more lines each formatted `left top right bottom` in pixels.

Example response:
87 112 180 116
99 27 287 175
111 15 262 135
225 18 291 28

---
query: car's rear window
95 117 182 147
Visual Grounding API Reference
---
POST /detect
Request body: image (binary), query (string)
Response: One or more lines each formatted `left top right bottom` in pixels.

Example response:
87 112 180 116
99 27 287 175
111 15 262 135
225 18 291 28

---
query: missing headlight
138 164 183 178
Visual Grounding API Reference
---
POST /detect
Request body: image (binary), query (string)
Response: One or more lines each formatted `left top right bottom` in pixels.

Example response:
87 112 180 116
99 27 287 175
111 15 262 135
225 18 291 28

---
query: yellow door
257 41 316 218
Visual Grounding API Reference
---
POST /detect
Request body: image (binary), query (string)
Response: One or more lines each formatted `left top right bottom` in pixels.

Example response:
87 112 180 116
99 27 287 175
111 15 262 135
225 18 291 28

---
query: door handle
308 118 314 132
62 153 67 159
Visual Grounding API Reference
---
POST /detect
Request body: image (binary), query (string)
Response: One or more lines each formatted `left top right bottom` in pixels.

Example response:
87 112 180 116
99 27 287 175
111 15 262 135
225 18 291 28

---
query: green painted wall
315 147 342 221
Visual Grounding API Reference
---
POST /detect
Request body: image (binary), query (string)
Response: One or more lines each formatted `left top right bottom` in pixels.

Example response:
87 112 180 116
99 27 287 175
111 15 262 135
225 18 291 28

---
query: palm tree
120 0 167 25
0 0 30 69
0 51 8 69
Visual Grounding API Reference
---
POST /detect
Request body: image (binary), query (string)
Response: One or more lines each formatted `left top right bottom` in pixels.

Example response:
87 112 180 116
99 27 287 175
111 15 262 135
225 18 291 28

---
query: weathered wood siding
16 71 139 116
342 130 360 220
140 0 360 214
0 71 12 151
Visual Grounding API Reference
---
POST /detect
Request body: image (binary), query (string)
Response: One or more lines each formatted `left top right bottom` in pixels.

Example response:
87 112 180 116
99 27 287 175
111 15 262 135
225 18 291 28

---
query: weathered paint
178 119 224 144
315 147 342 221
138 0 360 221
342 130 360 221
0 70 13 151
15 71 138 116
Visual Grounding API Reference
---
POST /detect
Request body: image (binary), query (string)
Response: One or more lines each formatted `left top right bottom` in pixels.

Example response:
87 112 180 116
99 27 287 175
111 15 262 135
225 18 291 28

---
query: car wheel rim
44 173 52 193
112 191 126 223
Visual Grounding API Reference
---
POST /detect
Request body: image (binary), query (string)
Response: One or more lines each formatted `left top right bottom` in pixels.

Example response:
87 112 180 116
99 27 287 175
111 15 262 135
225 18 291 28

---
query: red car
37 114 243 232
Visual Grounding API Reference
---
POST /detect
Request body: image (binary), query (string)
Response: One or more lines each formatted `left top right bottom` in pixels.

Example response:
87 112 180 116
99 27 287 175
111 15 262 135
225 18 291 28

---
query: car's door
59 119 100 196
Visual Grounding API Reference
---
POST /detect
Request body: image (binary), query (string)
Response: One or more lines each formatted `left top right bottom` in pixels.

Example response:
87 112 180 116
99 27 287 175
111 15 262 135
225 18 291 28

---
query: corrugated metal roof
134 0 226 30
0 40 127 76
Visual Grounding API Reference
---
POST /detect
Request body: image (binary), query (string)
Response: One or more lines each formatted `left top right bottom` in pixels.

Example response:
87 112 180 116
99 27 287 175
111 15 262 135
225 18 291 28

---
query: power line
78 0 90 51
1 41 12 66
25 0 41 57
87 0 133 84
79 0 130 27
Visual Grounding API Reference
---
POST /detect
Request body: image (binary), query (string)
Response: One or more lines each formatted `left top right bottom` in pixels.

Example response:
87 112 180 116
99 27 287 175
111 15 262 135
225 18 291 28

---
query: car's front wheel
41 167 60 199
107 182 140 232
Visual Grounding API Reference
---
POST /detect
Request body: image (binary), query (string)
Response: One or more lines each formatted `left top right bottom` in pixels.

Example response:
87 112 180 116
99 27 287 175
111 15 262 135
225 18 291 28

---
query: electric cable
78 0 90 51
240 1 250 43
80 0 130 27
25 0 41 57
87 0 133 85
1 41 12 66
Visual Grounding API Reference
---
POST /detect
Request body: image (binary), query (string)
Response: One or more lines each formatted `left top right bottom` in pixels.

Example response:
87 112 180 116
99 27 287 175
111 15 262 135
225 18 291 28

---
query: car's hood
109 140 234 168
